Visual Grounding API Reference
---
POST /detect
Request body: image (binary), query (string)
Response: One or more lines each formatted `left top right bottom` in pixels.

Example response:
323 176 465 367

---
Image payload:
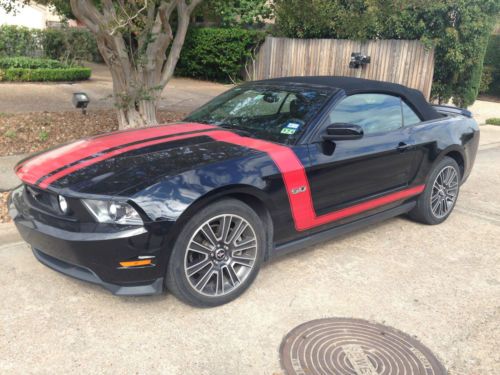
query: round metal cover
280 318 446 375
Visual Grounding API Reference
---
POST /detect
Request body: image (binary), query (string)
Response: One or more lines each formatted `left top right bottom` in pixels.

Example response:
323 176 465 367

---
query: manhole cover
280 318 446 375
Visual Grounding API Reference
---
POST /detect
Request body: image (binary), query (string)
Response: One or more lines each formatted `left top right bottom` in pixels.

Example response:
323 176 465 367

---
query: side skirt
271 202 416 258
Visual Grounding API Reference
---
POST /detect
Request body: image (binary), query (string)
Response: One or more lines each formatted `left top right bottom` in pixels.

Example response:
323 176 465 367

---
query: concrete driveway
0 126 499 375
0 63 230 114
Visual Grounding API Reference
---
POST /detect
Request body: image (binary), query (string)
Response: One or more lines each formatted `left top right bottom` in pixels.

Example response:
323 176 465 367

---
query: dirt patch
0 110 185 156
0 192 9 223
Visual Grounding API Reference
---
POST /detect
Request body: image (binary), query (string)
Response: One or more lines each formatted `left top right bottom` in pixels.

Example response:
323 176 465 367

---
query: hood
15 123 256 196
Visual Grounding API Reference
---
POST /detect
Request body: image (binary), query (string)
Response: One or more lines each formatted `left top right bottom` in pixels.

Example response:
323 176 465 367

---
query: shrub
0 57 66 69
479 66 494 94
272 0 500 107
0 25 43 57
486 118 500 126
481 34 500 97
0 25 102 63
43 28 103 63
176 27 266 82
0 67 91 82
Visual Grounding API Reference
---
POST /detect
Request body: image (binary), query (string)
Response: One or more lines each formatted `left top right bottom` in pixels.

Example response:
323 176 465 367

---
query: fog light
58 195 69 214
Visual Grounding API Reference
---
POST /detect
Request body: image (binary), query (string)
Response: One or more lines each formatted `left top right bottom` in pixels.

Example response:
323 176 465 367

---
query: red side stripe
16 123 216 186
208 131 425 231
21 127 424 231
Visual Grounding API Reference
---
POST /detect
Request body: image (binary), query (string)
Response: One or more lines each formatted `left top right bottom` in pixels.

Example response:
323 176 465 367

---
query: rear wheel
166 198 265 307
409 156 460 225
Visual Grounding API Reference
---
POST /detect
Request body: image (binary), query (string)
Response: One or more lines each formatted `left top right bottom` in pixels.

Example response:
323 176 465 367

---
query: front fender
130 151 280 223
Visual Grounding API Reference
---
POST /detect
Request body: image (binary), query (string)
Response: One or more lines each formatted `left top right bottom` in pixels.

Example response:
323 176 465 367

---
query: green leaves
0 57 91 82
272 0 500 107
198 0 273 27
175 27 265 82
0 57 66 69
0 25 102 64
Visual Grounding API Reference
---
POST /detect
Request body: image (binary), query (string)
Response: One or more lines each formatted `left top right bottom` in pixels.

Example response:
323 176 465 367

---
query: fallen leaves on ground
0 109 186 223
0 110 185 156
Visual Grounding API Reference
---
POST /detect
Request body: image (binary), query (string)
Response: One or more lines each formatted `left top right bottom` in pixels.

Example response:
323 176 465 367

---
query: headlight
58 195 69 214
82 199 143 225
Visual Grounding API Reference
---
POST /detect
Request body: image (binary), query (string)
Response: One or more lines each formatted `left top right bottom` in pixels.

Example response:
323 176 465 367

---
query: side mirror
323 123 364 141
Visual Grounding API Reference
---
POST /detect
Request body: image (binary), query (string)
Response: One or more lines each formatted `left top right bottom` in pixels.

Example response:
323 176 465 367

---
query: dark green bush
486 118 500 125
0 57 66 69
176 27 265 82
0 67 91 82
273 0 500 107
481 34 500 97
0 25 42 57
0 25 102 63
43 28 103 63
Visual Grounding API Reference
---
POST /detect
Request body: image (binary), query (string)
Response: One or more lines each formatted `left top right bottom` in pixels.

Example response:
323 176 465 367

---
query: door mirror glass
323 123 364 141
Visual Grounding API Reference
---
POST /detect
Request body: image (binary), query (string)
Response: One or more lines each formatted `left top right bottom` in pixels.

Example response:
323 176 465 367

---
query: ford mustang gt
9 76 479 306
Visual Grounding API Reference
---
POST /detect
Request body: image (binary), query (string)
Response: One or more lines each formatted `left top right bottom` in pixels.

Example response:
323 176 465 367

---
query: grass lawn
486 117 500 125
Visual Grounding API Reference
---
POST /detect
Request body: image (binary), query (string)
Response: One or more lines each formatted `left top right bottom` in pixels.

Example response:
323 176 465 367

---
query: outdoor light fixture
349 52 371 69
72 92 90 114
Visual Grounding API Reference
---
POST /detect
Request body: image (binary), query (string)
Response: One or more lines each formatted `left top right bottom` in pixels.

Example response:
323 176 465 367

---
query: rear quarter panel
409 115 479 185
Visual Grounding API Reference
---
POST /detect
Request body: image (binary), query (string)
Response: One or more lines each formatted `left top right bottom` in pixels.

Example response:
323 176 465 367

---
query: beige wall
0 2 63 29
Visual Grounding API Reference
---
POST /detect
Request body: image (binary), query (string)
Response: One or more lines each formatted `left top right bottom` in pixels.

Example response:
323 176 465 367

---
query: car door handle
397 142 414 152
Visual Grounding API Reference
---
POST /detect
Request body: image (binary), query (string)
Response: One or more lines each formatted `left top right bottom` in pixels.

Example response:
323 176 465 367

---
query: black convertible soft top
260 76 441 122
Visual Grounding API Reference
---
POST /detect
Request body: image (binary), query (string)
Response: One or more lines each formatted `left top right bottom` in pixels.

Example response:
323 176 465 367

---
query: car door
306 93 417 220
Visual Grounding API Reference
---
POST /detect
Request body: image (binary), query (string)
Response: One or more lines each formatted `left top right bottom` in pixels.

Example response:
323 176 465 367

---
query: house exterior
0 2 72 29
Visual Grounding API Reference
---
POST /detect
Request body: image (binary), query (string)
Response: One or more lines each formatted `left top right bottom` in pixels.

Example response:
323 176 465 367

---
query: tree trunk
70 0 203 129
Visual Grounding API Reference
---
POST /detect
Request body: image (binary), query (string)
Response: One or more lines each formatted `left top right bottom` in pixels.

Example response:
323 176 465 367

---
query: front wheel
166 198 265 307
409 156 461 225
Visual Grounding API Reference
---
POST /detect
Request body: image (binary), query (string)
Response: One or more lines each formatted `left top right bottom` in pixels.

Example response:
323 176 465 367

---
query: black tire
409 156 461 225
166 198 265 307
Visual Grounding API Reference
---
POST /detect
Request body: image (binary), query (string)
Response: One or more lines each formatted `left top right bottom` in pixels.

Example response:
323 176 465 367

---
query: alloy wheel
430 165 459 218
184 214 258 297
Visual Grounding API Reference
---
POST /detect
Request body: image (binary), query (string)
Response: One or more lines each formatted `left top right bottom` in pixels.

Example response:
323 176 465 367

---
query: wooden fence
248 37 435 99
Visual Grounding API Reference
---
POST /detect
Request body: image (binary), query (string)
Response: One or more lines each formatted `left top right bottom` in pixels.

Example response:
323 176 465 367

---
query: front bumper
9 186 171 296
32 247 163 295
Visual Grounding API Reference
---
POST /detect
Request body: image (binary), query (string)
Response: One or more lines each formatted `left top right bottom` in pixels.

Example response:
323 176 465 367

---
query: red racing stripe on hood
16 123 216 186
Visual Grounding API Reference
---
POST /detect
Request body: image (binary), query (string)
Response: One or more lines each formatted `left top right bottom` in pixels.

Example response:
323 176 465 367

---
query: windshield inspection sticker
281 122 301 135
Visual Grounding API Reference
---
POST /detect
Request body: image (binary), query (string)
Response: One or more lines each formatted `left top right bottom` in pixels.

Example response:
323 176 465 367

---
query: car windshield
184 85 332 145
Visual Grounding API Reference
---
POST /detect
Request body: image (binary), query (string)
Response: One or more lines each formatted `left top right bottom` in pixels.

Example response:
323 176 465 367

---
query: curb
0 154 26 192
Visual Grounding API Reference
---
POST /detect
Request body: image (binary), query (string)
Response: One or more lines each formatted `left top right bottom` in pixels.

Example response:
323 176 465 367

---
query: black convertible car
9 76 479 306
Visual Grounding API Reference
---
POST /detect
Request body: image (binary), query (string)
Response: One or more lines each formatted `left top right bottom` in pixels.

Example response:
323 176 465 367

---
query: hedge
0 25 102 63
1 67 91 82
0 67 91 82
481 34 500 97
0 57 66 69
273 0 500 107
176 27 266 82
